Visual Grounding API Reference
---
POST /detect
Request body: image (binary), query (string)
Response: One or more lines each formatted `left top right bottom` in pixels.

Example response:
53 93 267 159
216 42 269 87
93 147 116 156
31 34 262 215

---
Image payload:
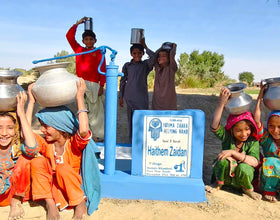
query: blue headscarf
36 105 101 215
267 110 280 128
36 106 79 135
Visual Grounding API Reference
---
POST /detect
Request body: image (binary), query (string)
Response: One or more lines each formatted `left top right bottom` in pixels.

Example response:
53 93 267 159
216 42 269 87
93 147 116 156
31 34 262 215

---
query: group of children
206 83 280 203
0 16 178 219
118 39 178 141
2 15 279 220
0 78 100 220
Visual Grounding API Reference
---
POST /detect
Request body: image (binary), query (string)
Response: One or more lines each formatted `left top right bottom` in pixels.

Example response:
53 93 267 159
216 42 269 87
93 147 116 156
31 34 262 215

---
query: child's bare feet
205 183 222 193
8 196 24 220
242 189 262 200
263 194 277 203
45 198 60 220
73 199 87 220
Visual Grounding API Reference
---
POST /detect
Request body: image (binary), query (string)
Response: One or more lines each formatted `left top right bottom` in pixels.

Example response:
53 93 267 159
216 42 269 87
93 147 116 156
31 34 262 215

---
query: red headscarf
225 111 259 140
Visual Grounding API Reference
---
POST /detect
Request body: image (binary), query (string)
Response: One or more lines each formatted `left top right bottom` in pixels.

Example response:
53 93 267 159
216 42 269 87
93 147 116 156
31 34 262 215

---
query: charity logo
148 118 162 141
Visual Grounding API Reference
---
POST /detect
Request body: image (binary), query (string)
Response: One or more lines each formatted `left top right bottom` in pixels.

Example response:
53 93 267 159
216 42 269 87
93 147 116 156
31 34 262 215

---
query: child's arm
218 150 258 167
118 64 127 108
211 87 231 130
141 38 156 70
66 17 87 52
76 78 89 138
254 81 265 129
170 43 178 70
16 91 37 148
26 83 35 126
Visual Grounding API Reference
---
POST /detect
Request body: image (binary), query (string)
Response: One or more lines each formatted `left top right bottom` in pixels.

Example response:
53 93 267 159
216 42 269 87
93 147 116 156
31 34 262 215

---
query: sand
1 77 279 219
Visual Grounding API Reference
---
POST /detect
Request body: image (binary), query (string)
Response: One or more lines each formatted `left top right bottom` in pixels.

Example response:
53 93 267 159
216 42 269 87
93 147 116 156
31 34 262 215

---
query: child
66 16 106 142
0 91 37 219
206 87 262 200
152 43 178 110
26 79 101 219
254 82 280 203
118 39 155 141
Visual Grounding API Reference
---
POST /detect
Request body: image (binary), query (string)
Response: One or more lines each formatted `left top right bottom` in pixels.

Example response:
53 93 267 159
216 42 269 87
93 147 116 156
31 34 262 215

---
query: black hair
82 30 96 40
0 112 16 124
130 44 145 54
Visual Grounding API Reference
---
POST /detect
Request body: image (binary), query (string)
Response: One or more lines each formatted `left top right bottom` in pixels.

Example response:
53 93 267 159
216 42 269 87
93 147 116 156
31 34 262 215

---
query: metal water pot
162 42 173 50
84 17 93 31
0 70 24 111
32 62 79 107
130 28 144 44
225 83 252 115
263 77 280 110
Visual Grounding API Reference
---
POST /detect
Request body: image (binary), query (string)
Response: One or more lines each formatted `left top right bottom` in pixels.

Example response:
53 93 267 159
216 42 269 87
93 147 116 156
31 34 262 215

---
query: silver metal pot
263 77 280 110
32 62 79 107
84 17 93 31
130 28 144 44
225 83 252 115
0 70 24 112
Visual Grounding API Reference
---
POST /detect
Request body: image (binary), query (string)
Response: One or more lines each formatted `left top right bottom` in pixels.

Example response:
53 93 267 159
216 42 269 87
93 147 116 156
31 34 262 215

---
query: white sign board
142 115 192 177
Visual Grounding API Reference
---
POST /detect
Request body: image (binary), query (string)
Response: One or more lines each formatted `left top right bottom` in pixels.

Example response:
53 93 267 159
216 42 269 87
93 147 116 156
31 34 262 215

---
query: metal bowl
225 83 252 115
0 70 23 112
263 77 280 110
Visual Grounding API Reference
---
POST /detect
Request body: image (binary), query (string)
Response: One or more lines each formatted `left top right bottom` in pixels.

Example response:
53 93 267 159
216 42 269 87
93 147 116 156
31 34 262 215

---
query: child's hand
257 81 265 100
219 87 231 105
16 91 27 117
27 83 36 104
218 150 234 161
140 38 147 49
98 86 104 96
76 78 86 100
76 17 87 25
118 98 124 108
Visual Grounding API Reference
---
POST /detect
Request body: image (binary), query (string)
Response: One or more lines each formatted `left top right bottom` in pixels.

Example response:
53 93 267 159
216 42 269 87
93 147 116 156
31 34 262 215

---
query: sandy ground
1 77 279 219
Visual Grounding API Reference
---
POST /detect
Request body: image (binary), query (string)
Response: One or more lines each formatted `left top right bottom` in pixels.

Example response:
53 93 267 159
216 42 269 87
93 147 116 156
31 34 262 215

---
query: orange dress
30 132 91 210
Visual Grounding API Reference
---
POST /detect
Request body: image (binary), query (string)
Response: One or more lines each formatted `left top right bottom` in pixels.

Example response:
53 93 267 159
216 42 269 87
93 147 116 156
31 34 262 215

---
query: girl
254 82 280 203
26 79 101 220
152 43 178 110
206 87 262 200
0 91 36 220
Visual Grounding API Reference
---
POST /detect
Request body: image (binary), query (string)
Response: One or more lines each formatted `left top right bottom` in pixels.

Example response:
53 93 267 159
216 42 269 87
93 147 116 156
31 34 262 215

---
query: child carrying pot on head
0 91 37 220
118 38 156 141
254 82 280 203
152 42 178 110
66 16 106 142
205 87 262 200
25 78 101 220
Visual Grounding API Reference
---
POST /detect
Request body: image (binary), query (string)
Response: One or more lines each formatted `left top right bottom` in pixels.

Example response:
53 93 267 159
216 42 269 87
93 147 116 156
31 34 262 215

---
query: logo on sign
148 118 162 141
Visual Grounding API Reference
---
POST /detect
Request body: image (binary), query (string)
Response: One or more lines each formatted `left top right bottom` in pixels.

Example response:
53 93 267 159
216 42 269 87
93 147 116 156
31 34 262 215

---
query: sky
1 0 280 82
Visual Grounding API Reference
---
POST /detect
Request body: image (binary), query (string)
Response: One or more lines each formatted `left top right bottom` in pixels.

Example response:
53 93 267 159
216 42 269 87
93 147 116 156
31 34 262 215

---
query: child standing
119 39 156 141
152 43 178 110
254 82 280 203
206 87 262 200
0 92 37 219
66 16 106 142
26 79 101 219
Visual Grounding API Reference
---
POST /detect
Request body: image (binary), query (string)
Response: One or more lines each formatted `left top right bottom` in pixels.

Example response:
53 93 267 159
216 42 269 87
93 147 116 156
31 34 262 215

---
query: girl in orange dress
25 78 100 220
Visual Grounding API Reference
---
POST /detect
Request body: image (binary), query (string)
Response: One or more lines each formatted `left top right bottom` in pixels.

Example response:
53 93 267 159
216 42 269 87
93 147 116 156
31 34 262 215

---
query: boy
66 16 106 142
118 39 156 141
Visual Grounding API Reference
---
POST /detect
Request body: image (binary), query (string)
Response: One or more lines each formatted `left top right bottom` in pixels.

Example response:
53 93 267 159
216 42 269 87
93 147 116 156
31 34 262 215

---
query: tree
177 50 225 87
53 50 76 74
239 71 254 86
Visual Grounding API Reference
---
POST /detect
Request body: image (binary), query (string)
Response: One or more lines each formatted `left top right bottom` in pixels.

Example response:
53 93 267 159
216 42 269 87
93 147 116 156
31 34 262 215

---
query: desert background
1 76 279 220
